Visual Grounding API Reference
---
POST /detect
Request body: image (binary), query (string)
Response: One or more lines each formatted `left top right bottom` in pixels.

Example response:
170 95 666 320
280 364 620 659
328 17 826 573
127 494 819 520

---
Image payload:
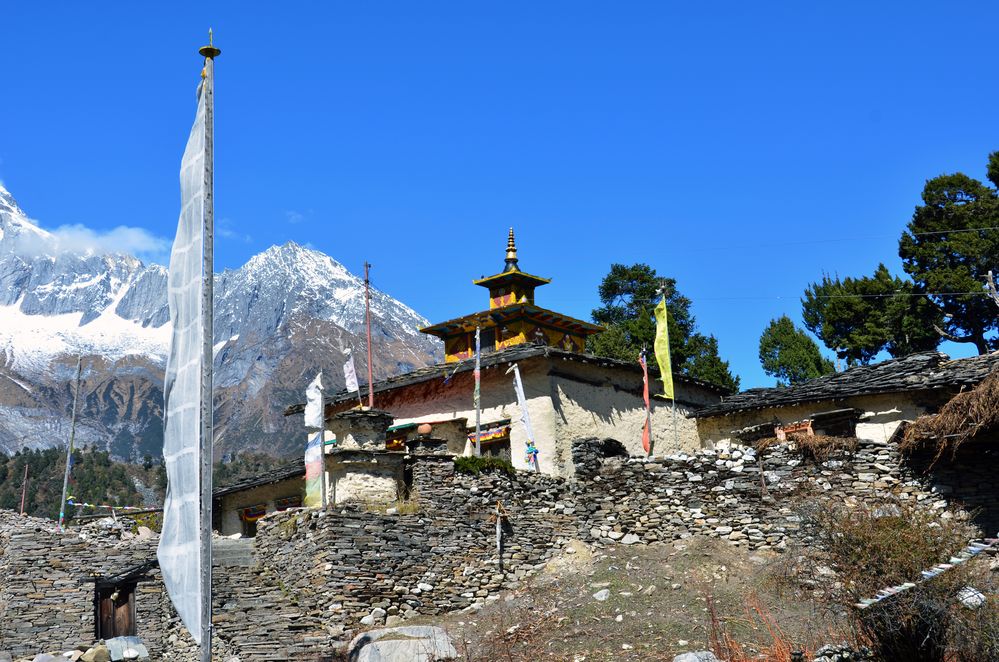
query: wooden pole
19 464 28 515
58 356 83 531
198 32 220 662
364 261 374 409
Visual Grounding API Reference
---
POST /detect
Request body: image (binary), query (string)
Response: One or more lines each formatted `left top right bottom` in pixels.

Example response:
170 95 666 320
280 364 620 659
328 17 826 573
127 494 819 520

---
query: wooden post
198 32 221 662
364 262 374 409
58 356 83 531
19 464 28 515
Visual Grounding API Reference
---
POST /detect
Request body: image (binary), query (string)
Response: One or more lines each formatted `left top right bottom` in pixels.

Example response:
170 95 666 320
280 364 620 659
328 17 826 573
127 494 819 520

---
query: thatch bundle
901 366 999 461
754 433 857 462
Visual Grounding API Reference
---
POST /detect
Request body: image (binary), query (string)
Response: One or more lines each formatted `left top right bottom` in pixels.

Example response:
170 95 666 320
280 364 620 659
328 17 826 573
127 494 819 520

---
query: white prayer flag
506 363 538 469
304 372 324 430
157 78 208 645
343 351 360 393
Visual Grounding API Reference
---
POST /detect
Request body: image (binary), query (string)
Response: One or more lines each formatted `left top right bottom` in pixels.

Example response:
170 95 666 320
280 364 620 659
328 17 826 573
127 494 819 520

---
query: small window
96 583 136 639
240 503 268 537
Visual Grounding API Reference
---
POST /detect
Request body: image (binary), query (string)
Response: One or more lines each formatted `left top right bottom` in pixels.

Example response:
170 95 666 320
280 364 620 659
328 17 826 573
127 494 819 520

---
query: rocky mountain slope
0 184 440 460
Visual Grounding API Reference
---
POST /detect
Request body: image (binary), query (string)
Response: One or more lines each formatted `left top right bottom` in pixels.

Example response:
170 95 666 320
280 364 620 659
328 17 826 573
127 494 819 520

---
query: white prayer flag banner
505 363 538 469
304 371 324 430
343 351 359 393
157 79 207 645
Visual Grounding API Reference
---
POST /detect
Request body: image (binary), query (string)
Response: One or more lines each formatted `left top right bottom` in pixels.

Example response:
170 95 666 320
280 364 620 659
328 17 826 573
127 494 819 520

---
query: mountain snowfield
0 183 440 459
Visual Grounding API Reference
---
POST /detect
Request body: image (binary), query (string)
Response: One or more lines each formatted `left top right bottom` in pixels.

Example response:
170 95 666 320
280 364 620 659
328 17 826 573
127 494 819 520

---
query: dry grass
902 367 999 462
755 434 858 462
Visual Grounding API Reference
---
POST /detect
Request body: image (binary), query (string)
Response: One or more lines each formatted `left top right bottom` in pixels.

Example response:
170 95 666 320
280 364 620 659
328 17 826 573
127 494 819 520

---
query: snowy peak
0 186 52 251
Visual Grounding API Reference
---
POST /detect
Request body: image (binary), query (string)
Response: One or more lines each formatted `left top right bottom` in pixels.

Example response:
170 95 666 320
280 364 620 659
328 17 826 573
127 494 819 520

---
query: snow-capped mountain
0 183 441 459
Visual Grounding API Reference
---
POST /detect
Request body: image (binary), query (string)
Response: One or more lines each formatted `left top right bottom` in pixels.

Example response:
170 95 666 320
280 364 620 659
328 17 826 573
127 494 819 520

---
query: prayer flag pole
474 326 482 456
198 31 220 662
58 356 83 531
364 262 374 408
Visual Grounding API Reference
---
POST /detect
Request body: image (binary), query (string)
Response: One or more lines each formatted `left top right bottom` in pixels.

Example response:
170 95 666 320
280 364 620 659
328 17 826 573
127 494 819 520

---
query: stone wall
249 438 992 631
4 437 994 657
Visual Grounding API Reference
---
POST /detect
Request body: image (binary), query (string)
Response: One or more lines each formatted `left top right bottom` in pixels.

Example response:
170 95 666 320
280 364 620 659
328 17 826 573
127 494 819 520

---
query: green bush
454 455 516 477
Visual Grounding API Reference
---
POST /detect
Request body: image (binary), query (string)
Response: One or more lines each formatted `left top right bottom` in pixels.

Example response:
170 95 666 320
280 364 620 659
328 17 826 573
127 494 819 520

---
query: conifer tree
759 315 835 385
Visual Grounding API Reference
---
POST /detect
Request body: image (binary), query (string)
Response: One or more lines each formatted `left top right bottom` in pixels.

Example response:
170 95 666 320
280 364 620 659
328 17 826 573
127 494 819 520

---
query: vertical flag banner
304 372 324 430
654 299 674 400
343 350 360 394
158 77 208 645
506 363 539 471
304 432 324 507
304 371 325 507
639 352 652 455
473 326 481 454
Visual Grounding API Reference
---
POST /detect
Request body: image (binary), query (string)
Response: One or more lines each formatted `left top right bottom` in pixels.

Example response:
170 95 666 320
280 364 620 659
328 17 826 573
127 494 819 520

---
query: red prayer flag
640 352 652 455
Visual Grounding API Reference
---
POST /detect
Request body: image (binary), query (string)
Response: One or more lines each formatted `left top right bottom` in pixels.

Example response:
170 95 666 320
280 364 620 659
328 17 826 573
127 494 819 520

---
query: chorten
420 229 602 362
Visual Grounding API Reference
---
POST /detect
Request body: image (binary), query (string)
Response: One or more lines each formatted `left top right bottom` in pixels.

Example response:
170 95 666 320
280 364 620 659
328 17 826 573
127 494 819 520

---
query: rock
592 589 610 601
621 533 640 545
80 648 110 662
360 607 388 626
957 585 986 609
31 655 59 662
349 625 458 661
672 652 719 662
385 614 405 627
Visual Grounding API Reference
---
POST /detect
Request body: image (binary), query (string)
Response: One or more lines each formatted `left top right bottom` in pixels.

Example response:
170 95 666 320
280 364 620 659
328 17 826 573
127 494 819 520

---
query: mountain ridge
0 183 441 460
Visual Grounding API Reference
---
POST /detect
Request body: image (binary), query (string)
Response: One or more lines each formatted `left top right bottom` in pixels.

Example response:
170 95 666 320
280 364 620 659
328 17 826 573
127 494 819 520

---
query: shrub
454 455 516 477
799 498 990 662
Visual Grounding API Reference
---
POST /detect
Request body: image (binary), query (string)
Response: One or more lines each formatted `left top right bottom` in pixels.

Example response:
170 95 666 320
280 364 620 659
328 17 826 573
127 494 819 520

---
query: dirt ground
430 537 853 661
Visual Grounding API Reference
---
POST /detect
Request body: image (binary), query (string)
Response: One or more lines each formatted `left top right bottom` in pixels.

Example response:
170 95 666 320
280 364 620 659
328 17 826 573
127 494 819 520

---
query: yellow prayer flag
654 299 674 400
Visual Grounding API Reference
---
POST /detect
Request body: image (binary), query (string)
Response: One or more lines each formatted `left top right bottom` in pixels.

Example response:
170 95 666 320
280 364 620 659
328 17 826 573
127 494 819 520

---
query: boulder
348 625 457 661
80 647 110 662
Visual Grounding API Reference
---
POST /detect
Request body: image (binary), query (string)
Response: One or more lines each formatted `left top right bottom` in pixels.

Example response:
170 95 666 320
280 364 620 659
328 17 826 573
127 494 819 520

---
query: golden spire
503 227 520 273
199 28 222 59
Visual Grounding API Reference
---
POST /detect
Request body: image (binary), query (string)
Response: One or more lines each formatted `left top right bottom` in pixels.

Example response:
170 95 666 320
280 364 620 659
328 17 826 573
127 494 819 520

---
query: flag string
854 537 997 609
66 497 152 511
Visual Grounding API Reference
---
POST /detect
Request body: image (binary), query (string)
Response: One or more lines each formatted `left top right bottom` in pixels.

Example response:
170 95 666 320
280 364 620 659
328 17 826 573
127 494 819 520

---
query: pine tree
759 315 835 385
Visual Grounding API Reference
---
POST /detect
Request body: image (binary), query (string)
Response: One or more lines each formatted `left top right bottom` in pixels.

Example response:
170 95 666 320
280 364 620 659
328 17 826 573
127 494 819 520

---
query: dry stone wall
250 438 987 631
2 437 993 657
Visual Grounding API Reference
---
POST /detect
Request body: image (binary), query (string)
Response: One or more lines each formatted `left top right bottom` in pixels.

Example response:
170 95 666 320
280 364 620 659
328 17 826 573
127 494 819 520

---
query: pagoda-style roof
420 302 603 338
472 270 551 289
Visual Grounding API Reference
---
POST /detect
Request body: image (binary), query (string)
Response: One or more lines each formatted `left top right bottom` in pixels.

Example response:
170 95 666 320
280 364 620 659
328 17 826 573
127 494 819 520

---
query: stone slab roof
694 351 999 419
284 344 730 416
213 458 305 498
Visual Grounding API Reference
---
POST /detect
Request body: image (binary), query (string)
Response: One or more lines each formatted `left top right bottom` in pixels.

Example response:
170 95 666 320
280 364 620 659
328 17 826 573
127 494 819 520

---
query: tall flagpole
474 326 481 457
58 356 83 531
198 30 220 662
364 262 374 409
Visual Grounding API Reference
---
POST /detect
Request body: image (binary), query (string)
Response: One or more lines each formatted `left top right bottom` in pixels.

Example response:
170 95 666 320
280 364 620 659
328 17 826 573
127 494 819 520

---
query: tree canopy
759 315 835 385
801 264 941 364
0 447 143 520
801 151 999 363
587 263 740 392
898 154 999 354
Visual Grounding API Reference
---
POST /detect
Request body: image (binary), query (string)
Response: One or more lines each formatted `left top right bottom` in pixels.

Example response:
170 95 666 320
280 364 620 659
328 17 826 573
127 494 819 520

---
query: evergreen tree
898 153 999 354
587 263 740 392
759 315 835 385
801 264 940 364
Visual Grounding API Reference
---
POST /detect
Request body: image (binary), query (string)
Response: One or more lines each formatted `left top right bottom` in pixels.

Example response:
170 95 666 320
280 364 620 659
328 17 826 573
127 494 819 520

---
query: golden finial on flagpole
199 28 221 59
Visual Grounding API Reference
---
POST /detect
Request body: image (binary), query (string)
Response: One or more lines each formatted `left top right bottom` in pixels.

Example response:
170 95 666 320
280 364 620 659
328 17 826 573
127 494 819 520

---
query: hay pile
754 433 858 462
902 366 999 460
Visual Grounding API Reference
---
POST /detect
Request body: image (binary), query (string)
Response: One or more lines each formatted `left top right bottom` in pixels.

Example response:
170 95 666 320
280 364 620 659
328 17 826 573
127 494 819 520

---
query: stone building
692 351 999 447
285 230 726 477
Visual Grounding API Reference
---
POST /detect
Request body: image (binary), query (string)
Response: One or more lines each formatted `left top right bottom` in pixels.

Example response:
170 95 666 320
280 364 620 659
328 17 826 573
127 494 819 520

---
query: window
95 583 136 639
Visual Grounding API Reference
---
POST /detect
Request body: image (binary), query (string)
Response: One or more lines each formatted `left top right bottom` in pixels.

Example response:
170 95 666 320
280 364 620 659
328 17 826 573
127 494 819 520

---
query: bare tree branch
932 324 976 345
987 270 999 309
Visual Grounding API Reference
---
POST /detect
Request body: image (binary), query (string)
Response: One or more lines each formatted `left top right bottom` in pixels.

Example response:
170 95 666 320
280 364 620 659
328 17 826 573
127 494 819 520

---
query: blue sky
2 3 997 388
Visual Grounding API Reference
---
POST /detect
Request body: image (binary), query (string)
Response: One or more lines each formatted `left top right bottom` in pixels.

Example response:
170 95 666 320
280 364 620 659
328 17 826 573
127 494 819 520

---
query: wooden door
96 584 136 638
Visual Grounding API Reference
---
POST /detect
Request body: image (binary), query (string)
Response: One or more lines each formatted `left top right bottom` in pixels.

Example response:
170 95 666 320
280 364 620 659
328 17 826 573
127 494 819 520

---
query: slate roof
694 351 999 419
284 344 731 416
213 457 305 498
